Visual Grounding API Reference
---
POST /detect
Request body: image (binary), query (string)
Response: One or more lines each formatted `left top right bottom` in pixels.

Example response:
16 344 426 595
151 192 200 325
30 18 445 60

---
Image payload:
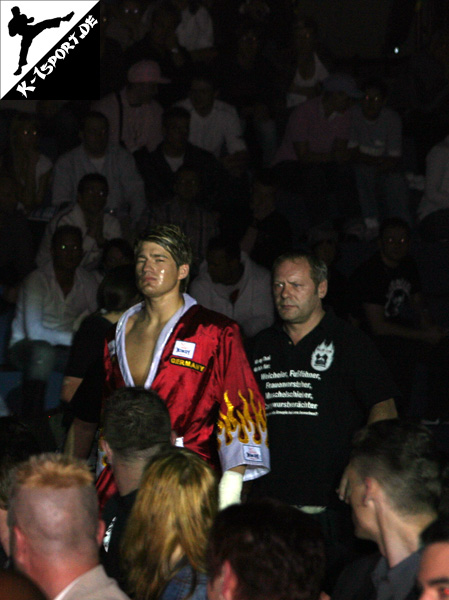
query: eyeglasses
57 244 81 251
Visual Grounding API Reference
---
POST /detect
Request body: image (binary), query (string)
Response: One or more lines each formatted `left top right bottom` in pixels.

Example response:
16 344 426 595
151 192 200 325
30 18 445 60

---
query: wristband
219 470 243 510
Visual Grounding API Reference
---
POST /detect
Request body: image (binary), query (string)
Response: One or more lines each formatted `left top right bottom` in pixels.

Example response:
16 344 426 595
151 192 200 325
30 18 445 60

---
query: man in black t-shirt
250 251 398 587
100 387 173 592
350 217 449 417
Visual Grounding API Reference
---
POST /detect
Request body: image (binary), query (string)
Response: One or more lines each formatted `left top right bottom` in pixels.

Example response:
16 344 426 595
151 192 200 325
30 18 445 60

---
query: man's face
379 226 410 266
130 82 159 105
207 249 237 285
418 543 449 600
190 80 216 116
51 232 83 271
174 169 200 202
165 117 190 151
344 463 378 542
135 241 188 299
272 258 326 325
362 86 385 121
82 117 109 156
77 179 108 216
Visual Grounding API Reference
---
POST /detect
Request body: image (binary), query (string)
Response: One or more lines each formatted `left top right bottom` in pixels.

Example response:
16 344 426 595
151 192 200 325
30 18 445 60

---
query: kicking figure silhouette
8 6 74 76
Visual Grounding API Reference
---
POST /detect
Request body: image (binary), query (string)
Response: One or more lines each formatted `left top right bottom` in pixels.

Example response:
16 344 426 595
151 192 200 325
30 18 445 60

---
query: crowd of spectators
1 1 449 599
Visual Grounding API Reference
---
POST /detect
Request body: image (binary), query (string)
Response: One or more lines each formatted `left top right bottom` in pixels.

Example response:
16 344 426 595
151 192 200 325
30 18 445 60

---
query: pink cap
127 60 170 84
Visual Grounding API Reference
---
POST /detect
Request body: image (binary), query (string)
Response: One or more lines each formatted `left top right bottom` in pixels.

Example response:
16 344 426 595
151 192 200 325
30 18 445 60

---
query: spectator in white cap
92 59 171 154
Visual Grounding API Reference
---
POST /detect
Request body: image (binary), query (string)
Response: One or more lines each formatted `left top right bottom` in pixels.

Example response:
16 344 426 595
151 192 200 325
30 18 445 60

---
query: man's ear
363 476 382 505
221 561 239 600
96 519 106 547
318 280 328 299
101 439 113 465
178 264 190 282
11 525 27 567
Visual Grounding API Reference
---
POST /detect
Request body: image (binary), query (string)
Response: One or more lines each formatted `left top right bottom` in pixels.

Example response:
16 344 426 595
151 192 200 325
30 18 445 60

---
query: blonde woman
122 448 218 600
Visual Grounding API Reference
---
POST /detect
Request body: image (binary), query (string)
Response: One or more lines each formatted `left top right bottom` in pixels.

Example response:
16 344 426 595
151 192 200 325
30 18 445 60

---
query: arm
66 418 98 458
364 302 443 344
52 155 77 206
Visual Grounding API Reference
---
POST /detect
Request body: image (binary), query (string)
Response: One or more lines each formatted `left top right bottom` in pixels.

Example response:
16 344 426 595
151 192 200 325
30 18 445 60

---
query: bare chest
125 323 161 387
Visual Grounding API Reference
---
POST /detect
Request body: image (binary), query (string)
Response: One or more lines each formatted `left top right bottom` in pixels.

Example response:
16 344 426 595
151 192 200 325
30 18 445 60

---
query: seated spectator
190 235 274 337
61 264 139 404
349 78 411 239
8 454 131 600
238 169 292 270
37 173 122 272
93 60 168 154
51 111 147 230
99 2 127 98
285 16 329 109
177 70 249 176
0 174 35 310
134 105 228 211
150 166 219 275
0 417 41 568
273 73 361 228
102 238 134 273
309 225 350 319
350 217 449 417
207 499 325 600
100 387 173 589
418 133 449 242
418 517 449 600
9 225 98 417
125 2 193 108
1 113 52 213
107 0 149 51
122 448 217 600
173 0 216 63
333 420 443 600
216 20 278 166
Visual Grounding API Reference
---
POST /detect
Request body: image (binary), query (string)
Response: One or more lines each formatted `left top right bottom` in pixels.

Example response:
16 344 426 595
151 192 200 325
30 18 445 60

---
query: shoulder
213 100 238 117
333 553 381 600
184 304 237 330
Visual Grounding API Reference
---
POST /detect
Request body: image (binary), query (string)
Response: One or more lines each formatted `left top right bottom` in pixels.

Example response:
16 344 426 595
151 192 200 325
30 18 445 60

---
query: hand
421 324 445 345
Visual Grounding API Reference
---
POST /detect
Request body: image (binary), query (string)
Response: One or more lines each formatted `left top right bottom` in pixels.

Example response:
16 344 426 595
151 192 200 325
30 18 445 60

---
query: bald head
9 454 100 562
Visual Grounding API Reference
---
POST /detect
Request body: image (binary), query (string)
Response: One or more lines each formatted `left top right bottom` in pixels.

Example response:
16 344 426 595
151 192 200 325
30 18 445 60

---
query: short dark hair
51 225 82 248
207 499 325 600
272 252 328 288
351 420 443 516
421 517 449 546
207 235 240 262
136 224 193 292
82 111 109 130
361 77 388 98
102 238 134 266
162 106 191 127
97 264 139 312
103 387 172 462
77 173 109 196
379 217 411 239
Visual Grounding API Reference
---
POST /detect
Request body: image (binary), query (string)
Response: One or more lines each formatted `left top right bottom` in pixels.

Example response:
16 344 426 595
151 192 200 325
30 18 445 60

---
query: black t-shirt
250 311 398 506
350 253 421 326
101 489 137 591
65 314 114 379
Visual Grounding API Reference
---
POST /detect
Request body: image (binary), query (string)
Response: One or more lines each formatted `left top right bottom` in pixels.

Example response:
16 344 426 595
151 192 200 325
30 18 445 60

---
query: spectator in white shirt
177 70 249 176
9 226 98 417
51 112 147 231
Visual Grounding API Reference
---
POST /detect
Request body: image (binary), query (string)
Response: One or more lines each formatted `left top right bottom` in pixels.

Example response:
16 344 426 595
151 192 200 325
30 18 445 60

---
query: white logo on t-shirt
311 341 335 372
